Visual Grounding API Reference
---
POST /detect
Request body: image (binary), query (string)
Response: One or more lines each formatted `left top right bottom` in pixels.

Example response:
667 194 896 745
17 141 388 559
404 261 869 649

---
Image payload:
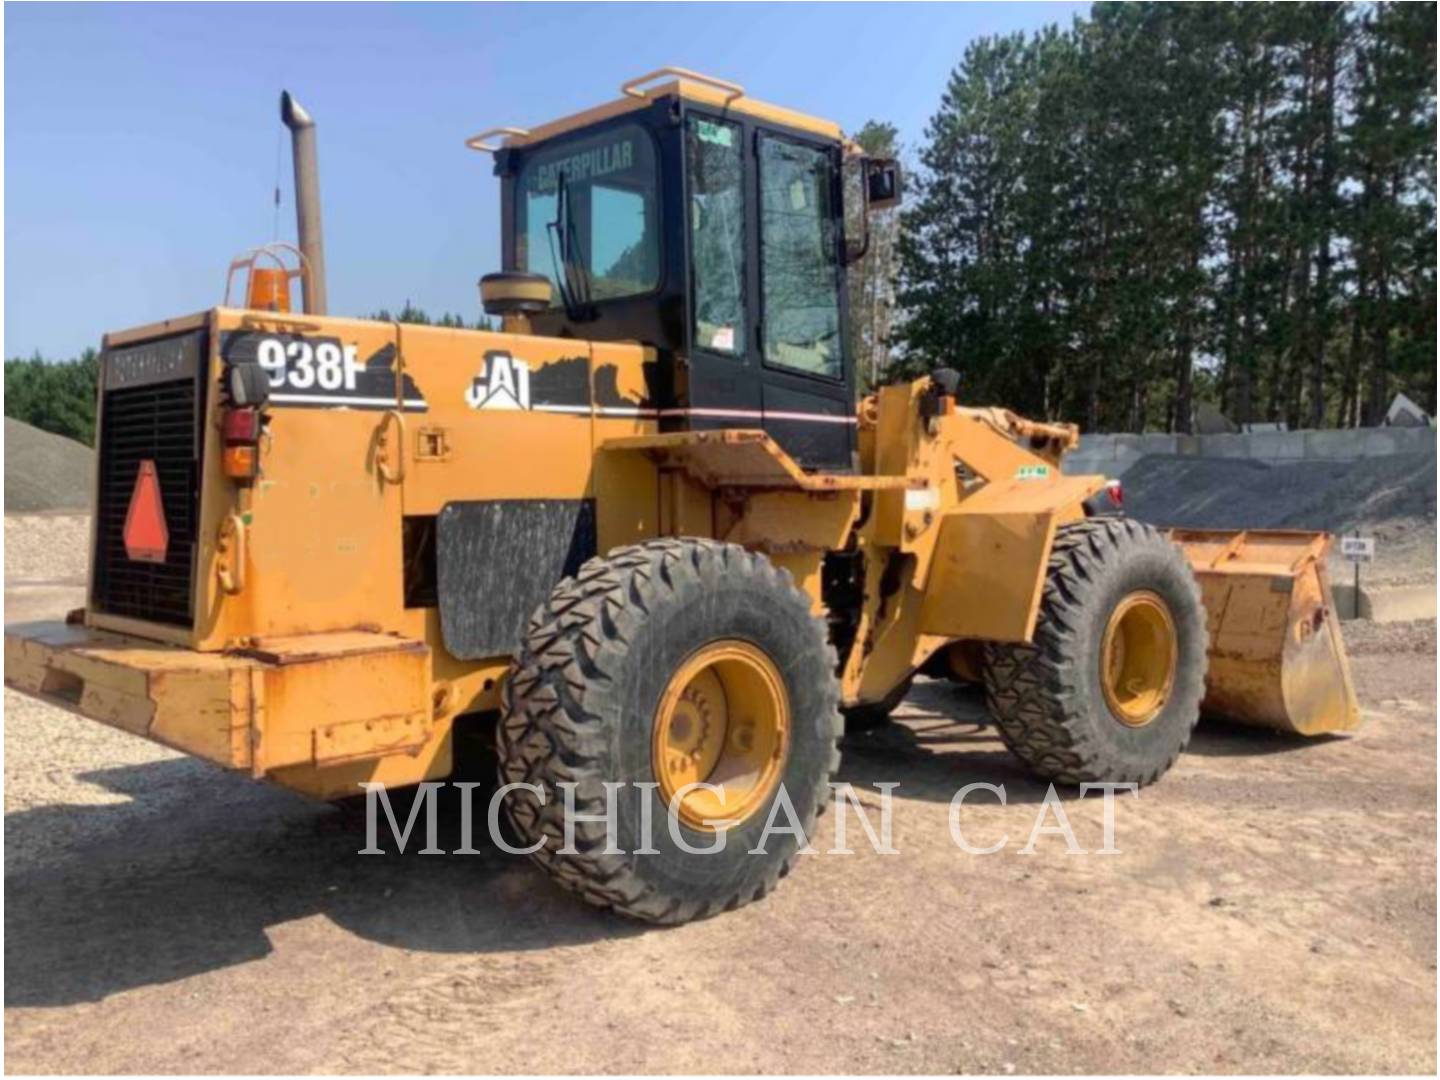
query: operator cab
472 68 899 471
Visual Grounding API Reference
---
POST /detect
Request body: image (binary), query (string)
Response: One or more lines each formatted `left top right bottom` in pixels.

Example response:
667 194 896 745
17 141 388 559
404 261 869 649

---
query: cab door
682 112 762 432
681 112 855 472
753 129 854 471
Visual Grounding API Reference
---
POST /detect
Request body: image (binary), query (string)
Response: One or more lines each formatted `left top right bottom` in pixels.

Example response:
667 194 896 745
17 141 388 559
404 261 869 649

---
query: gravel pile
4 417 94 513
1125 450 1437 585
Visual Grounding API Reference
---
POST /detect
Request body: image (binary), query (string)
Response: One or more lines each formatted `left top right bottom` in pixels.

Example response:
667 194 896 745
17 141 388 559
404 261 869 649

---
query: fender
919 472 1105 643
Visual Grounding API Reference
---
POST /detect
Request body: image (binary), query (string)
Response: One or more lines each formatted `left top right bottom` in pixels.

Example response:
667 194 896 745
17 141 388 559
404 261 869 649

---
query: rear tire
497 538 842 924
983 519 1207 786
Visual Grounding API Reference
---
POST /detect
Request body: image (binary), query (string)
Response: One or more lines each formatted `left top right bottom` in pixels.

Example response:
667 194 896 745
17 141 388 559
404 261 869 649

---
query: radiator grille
92 371 202 626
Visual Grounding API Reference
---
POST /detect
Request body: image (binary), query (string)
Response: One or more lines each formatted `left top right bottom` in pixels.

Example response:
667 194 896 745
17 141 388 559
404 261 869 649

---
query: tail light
223 406 262 480
223 407 262 444
221 361 269 482
1106 478 1123 508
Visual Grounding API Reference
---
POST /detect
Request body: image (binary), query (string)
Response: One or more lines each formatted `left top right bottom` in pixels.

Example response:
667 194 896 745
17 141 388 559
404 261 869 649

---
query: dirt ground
4 515 1437 1075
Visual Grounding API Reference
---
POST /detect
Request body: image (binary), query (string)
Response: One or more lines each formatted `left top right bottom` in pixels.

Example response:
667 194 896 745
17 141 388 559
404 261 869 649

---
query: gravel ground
3 513 1437 1074
5 514 90 584
4 514 90 626
1341 617 1439 656
4 662 1435 1074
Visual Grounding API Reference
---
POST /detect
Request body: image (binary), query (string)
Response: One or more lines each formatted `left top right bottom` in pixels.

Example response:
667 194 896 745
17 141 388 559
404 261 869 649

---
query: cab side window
685 116 745 356
758 134 842 379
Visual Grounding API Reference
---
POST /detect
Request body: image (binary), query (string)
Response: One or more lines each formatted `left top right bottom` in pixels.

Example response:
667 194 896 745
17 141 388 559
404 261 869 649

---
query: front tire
983 519 1207 786
497 539 842 924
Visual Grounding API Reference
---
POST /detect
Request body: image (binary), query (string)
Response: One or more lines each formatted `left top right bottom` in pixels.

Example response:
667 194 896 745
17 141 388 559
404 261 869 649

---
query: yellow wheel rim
652 640 790 832
1100 591 1178 728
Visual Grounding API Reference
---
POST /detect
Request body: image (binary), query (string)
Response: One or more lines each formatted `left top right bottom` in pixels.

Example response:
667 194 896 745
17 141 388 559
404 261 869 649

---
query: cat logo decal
465 351 532 411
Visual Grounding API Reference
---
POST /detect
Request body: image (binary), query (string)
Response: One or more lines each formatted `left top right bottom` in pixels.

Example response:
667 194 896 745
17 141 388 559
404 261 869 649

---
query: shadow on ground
6 675 1308 1007
1186 716 1344 757
839 690 1055 806
3 759 644 1008
840 678 1153 806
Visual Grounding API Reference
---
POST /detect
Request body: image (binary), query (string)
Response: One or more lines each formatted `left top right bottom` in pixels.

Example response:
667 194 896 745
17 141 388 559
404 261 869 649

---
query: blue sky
5 1 1084 359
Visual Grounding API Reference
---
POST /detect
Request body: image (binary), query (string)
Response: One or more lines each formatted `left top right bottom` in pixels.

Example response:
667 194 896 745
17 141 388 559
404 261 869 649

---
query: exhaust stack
280 90 327 315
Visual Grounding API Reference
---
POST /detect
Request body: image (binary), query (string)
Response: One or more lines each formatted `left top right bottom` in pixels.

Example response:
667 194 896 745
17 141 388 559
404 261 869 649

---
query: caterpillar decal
466 352 593 414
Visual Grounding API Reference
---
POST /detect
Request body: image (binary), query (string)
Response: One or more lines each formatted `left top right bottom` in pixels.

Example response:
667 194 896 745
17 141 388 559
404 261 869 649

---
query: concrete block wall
1064 425 1436 477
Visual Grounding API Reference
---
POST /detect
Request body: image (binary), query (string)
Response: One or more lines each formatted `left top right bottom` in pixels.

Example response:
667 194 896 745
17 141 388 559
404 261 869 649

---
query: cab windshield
516 124 661 306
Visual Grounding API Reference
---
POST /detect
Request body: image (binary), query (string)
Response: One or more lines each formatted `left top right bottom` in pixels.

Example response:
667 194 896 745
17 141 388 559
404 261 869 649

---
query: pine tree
895 1 1435 433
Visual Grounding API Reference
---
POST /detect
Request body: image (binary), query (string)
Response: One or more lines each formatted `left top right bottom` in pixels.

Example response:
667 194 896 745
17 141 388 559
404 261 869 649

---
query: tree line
887 0 1435 432
4 349 101 445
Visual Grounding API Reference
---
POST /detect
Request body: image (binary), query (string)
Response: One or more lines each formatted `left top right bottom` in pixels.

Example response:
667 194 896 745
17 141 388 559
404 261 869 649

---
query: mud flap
435 499 596 660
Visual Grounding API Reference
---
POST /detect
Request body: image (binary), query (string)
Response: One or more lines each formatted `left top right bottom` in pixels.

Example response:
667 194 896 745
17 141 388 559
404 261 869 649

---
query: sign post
1340 534 1376 619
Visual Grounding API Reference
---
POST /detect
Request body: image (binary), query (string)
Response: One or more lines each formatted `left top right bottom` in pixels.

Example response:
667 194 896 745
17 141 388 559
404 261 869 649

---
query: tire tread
982 519 1207 786
497 538 841 924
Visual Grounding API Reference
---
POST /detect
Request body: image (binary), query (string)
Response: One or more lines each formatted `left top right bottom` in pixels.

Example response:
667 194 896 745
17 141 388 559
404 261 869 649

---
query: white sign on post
1341 536 1376 563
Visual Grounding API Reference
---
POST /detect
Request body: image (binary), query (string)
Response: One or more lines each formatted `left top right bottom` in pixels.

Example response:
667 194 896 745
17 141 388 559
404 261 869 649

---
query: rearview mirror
865 158 901 211
842 156 904 265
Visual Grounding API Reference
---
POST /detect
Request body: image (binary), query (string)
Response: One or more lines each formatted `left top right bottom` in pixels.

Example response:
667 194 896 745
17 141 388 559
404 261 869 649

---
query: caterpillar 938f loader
4 71 1359 923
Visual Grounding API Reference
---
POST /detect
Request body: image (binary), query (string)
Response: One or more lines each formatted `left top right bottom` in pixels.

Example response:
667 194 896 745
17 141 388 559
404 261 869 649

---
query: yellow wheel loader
4 71 1360 924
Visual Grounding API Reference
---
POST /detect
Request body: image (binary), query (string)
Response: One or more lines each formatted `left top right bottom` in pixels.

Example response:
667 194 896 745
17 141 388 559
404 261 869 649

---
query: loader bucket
1170 529 1360 736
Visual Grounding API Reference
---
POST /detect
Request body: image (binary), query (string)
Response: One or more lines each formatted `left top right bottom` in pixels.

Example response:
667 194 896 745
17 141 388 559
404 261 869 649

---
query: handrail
376 409 406 484
464 126 532 154
466 71 743 156
216 513 247 595
621 67 744 102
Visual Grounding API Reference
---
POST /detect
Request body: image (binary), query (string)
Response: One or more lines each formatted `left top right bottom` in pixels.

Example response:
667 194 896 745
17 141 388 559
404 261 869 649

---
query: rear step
4 622 437 776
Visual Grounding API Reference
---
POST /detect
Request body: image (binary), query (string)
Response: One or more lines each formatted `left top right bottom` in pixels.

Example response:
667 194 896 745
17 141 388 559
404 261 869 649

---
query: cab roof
467 67 854 155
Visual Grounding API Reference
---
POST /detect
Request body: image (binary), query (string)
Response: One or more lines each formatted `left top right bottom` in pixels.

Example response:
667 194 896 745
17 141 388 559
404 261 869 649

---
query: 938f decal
256 337 364 393
221 331 427 411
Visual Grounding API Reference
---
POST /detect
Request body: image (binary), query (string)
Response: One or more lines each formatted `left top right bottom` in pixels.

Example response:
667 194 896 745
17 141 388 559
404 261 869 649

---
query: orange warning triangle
123 459 170 564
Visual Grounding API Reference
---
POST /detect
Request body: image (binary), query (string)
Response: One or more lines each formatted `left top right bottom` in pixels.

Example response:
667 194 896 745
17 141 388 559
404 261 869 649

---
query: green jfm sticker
1016 464 1050 480
696 119 734 148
